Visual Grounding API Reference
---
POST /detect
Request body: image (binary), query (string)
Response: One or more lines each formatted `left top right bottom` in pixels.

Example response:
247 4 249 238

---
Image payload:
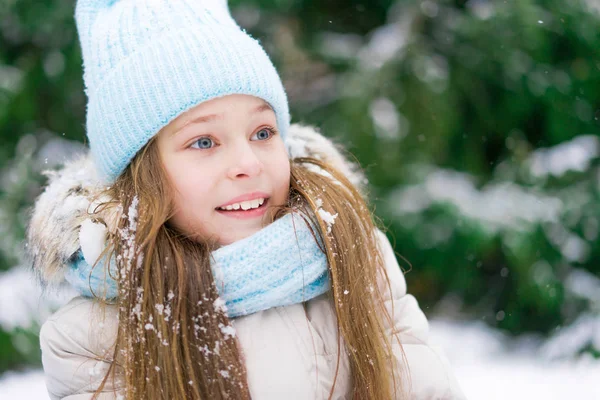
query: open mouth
215 197 270 213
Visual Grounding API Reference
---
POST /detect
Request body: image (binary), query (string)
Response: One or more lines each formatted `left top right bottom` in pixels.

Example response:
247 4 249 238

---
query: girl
27 0 465 399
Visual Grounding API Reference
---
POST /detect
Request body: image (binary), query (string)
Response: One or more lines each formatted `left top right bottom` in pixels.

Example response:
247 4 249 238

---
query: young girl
27 0 465 399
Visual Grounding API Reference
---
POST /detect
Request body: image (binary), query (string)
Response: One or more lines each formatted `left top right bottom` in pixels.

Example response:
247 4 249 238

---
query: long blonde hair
91 137 408 399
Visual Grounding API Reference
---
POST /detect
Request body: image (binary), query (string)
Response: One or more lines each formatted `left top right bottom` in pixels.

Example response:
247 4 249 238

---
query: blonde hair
91 138 408 399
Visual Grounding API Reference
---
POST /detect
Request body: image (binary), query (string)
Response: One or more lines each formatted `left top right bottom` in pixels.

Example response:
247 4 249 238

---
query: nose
226 141 262 179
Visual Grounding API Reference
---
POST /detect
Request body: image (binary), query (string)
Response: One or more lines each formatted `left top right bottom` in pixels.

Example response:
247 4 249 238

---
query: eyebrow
171 101 274 136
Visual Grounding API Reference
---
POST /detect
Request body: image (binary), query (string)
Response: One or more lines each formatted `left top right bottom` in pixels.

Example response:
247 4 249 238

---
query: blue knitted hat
75 0 290 182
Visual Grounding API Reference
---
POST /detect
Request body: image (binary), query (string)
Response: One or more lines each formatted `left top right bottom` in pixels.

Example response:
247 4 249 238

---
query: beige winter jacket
29 125 466 400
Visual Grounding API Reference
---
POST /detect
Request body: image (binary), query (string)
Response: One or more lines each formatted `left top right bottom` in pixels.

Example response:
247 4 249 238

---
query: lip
217 191 270 208
215 198 269 220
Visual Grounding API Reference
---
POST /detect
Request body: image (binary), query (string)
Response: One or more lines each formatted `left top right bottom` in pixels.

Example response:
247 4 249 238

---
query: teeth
219 198 266 211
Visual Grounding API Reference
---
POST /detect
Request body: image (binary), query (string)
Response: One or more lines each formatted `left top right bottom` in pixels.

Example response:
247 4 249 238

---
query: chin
219 227 262 246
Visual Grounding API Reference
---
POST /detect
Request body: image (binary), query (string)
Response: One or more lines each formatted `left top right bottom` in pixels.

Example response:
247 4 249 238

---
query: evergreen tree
0 0 598 373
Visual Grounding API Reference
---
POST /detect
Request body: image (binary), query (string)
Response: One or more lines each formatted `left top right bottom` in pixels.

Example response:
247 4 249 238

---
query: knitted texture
64 212 331 318
75 0 290 182
212 211 330 317
64 252 118 299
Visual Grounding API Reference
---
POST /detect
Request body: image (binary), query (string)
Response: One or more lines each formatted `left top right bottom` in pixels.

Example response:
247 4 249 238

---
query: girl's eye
190 137 215 149
251 127 275 141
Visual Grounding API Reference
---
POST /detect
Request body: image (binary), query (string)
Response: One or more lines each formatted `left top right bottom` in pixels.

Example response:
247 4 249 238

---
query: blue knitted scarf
64 212 331 318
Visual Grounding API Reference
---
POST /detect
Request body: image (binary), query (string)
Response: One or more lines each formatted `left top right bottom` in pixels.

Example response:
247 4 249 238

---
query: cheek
173 179 207 209
166 162 215 231
165 154 213 203
268 150 291 202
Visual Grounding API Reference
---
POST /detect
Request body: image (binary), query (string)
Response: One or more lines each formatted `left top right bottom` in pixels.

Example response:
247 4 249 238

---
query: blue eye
251 128 275 141
191 137 215 149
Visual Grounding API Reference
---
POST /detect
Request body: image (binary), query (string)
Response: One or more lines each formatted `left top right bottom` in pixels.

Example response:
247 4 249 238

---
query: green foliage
0 326 41 372
1 0 599 373
243 0 600 349
0 0 86 169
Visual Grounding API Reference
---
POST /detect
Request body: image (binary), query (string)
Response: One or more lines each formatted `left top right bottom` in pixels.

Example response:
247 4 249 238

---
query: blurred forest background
1 0 599 375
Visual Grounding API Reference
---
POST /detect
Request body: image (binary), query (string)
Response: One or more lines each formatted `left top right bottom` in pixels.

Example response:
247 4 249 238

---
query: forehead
166 95 275 136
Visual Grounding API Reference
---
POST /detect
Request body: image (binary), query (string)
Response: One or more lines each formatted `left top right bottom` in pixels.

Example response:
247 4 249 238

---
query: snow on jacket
28 124 466 400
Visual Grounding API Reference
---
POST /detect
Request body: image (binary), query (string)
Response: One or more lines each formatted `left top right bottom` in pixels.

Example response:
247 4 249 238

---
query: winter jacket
28 124 466 400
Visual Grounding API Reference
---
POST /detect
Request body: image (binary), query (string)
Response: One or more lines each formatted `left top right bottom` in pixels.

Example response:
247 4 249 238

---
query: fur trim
26 124 366 286
27 155 104 286
285 124 366 191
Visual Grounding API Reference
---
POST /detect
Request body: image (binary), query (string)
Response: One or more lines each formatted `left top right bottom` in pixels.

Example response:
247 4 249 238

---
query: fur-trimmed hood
26 124 365 288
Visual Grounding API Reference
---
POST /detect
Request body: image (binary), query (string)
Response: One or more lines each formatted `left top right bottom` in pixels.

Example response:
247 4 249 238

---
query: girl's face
156 94 290 246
